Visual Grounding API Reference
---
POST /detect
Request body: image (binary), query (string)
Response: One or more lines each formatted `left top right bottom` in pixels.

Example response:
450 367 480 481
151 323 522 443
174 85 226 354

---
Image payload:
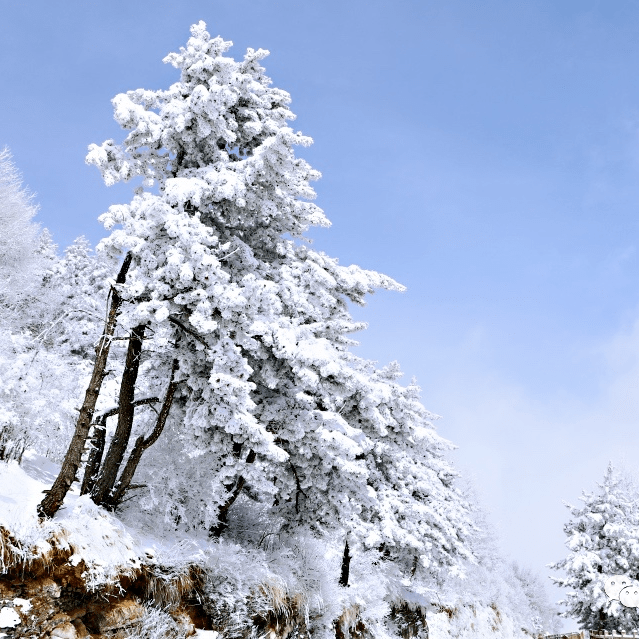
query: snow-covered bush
0 233 112 463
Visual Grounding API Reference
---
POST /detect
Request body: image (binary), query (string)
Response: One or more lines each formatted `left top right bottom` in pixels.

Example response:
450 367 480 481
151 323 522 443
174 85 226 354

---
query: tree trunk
209 448 256 538
91 323 146 506
80 396 159 496
80 415 107 496
106 359 179 509
339 538 351 587
38 253 132 519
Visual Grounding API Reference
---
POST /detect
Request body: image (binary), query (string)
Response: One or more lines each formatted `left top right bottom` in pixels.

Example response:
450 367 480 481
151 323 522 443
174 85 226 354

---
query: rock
23 577 61 599
173 611 196 636
50 621 78 638
0 582 17 599
50 612 72 626
85 599 145 633
71 618 90 639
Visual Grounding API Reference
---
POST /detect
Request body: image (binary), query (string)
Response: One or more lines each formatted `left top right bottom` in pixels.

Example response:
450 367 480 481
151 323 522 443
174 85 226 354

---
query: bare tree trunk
38 253 132 519
91 323 146 506
209 448 256 538
106 359 179 509
80 415 107 496
80 396 159 496
339 538 351 587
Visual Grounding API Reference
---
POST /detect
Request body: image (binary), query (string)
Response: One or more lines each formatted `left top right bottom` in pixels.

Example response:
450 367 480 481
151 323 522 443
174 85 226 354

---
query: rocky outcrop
0 568 201 638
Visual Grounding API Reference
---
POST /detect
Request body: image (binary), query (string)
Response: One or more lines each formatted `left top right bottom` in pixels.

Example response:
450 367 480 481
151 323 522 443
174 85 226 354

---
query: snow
12 599 31 613
0 21 562 639
0 607 20 628
0 455 179 588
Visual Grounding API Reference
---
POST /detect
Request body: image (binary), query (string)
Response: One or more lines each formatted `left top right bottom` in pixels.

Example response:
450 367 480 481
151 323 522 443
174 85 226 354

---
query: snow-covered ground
0 452 185 589
0 452 559 639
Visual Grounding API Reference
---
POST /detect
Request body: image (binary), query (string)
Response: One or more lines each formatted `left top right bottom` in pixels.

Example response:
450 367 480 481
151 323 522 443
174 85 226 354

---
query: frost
0 23 559 639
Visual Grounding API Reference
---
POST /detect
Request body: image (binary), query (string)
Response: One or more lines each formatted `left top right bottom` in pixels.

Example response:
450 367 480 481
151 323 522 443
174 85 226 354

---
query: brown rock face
71 618 90 639
51 620 78 638
84 599 146 633
23 577 62 599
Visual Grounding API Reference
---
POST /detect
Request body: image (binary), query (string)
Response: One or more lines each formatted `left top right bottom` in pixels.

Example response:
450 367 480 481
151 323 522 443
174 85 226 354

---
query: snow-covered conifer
39 22 475 582
45 236 112 357
551 463 639 633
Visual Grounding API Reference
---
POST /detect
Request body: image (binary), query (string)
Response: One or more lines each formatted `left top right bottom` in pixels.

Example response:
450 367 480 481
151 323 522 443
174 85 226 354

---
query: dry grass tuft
0 524 64 579
489 602 502 631
389 602 429 639
334 604 369 639
251 580 312 639
139 563 206 611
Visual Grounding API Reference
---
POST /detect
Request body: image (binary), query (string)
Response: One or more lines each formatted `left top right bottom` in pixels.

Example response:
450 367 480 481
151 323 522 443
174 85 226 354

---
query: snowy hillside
0 21 560 639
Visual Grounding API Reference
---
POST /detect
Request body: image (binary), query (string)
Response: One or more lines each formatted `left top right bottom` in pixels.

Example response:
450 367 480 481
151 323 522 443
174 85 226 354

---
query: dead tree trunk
80 396 159 496
38 253 132 519
91 323 147 506
339 538 351 587
106 358 180 509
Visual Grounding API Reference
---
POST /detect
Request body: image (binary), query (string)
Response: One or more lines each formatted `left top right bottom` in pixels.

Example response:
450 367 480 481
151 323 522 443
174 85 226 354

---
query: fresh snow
0 607 20 628
0 22 563 639
0 454 184 588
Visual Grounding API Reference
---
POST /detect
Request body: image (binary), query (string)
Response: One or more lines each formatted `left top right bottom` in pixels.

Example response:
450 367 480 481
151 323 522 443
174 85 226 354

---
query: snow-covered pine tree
551 463 639 633
38 22 475 582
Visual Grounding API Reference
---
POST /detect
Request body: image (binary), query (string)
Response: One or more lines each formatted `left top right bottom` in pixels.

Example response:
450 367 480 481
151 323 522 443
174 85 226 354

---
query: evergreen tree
551 463 639 633
45 236 113 358
38 22 475 582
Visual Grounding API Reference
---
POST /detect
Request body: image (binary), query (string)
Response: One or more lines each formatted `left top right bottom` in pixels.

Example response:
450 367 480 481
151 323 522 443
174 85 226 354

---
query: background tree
0 152 112 463
551 463 639 633
0 148 43 321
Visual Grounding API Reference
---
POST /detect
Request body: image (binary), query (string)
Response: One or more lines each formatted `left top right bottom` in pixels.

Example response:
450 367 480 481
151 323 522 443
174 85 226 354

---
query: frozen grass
123 605 189 639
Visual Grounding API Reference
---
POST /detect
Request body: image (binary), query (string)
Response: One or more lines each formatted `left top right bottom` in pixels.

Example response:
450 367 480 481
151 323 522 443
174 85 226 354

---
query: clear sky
4 0 639 622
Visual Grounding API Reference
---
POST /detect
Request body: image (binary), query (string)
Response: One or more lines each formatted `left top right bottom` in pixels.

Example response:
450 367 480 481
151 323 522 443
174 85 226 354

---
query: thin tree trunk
209 449 256 538
107 359 179 509
80 396 159 496
38 253 132 519
91 323 146 506
339 538 351 587
80 415 107 496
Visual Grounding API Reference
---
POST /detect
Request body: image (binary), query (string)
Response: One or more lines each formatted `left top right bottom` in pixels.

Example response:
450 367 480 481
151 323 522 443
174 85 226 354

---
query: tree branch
93 396 160 422
168 315 208 346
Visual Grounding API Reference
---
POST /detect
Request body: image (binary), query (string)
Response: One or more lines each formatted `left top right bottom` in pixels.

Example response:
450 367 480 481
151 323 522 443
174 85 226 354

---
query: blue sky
4 0 639 621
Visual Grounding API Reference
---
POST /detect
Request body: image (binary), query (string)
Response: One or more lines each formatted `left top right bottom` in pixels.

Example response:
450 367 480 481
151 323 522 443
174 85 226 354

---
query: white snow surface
0 607 20 628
